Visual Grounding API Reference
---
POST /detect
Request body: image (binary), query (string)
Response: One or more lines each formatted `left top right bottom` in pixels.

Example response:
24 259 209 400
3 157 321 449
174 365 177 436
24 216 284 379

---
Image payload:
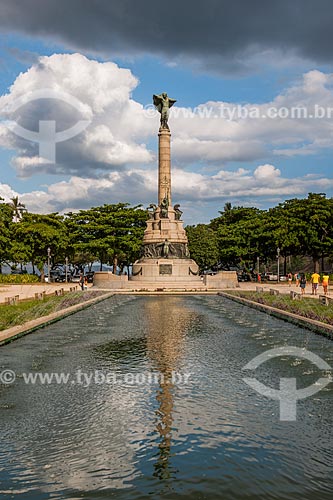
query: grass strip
0 291 105 331
227 291 333 326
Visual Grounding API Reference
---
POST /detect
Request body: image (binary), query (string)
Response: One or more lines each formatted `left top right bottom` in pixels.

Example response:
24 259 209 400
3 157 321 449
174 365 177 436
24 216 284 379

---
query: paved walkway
0 281 329 303
238 281 330 298
0 283 87 304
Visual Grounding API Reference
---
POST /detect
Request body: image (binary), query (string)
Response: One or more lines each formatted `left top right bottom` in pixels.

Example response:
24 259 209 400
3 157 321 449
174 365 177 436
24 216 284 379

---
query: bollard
269 289 279 296
319 295 329 306
4 296 19 305
290 291 302 300
256 286 264 293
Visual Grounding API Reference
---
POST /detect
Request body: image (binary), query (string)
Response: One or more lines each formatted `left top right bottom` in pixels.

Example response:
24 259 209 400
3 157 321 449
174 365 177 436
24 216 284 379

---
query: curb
0 292 114 346
218 292 333 340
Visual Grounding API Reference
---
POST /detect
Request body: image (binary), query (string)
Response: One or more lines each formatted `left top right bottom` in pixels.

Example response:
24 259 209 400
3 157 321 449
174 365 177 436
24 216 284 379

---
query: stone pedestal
131 258 199 282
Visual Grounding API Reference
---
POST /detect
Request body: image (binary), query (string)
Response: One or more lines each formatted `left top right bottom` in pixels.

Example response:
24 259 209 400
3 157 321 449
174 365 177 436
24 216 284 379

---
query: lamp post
277 247 280 283
47 247 51 283
257 256 260 275
65 256 68 283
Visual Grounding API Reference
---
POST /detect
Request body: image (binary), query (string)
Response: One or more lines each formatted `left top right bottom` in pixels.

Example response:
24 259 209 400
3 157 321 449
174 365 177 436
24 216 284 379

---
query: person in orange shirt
311 272 320 295
322 274 329 296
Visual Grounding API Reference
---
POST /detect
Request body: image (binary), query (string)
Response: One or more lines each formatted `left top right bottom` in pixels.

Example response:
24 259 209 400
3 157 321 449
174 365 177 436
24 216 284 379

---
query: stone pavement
0 282 87 304
238 281 330 298
0 280 329 304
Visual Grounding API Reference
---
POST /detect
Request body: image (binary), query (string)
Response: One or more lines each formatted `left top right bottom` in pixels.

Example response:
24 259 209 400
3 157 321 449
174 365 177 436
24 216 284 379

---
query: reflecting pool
0 295 332 499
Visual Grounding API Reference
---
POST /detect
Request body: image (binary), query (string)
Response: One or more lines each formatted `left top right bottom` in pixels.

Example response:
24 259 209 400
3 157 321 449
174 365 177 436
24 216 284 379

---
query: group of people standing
294 271 330 296
310 271 329 296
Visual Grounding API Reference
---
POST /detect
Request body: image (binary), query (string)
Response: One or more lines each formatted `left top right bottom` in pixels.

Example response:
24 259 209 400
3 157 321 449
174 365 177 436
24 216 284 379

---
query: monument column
158 128 171 206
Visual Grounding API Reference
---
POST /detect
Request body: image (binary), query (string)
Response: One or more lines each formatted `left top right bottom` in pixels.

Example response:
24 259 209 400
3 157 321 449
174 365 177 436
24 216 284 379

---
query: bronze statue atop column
153 93 177 130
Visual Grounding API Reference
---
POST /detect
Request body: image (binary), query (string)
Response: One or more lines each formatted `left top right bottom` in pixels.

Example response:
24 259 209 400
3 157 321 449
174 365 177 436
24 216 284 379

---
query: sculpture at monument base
141 241 190 259
160 197 169 218
173 204 183 220
146 203 157 219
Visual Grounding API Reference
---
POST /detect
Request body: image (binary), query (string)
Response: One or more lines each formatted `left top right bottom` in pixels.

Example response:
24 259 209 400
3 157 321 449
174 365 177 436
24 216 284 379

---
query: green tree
7 196 26 222
65 204 147 272
12 213 69 279
271 193 333 272
211 206 264 269
0 198 13 273
186 224 219 271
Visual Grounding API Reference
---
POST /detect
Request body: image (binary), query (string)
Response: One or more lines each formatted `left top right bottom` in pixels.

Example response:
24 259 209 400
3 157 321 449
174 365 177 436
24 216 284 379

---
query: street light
47 247 51 283
277 247 280 283
257 256 260 275
65 256 68 283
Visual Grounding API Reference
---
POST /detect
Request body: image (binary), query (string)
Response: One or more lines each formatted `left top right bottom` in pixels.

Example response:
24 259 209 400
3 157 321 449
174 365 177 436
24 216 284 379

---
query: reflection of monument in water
131 92 202 287
94 92 237 290
144 297 193 482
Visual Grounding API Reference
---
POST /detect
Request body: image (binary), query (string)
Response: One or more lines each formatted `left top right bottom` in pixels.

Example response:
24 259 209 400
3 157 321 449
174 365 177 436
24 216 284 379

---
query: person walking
79 273 85 291
295 272 300 287
322 273 329 296
311 271 320 295
300 273 306 295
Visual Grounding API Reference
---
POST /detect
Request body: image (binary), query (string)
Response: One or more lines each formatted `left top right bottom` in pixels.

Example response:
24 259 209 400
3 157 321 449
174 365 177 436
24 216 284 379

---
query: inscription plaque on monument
159 264 172 275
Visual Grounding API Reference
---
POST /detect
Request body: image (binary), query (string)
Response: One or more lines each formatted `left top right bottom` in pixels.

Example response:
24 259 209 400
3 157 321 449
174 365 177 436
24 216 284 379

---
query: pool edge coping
0 292 115 346
218 291 333 340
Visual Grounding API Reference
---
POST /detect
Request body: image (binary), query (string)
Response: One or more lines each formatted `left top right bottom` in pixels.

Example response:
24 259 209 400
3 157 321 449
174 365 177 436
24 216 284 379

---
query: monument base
93 269 238 291
131 258 199 281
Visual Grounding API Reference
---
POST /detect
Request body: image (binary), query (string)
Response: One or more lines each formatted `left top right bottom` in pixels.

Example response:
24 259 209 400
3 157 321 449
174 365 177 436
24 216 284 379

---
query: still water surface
0 295 332 499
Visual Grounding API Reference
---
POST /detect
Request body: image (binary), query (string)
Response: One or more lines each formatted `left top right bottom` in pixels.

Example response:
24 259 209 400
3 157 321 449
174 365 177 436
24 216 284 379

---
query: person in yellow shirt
322 274 329 296
311 272 320 295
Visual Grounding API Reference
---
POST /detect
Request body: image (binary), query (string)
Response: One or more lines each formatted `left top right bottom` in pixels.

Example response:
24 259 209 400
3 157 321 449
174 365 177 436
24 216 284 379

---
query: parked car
267 274 278 281
202 269 217 276
279 275 287 281
49 269 67 282
85 271 95 283
237 271 251 282
70 274 81 283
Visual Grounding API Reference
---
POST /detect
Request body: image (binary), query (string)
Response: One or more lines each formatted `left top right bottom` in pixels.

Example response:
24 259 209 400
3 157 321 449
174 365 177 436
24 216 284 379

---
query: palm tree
224 202 232 212
8 196 26 222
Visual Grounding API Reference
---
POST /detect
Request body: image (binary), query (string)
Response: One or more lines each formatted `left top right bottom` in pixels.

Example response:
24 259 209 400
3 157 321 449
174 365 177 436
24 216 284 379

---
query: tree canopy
1 193 333 277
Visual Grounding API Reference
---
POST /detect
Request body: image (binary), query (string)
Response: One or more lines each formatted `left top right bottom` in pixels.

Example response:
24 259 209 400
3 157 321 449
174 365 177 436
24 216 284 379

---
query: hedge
0 274 40 284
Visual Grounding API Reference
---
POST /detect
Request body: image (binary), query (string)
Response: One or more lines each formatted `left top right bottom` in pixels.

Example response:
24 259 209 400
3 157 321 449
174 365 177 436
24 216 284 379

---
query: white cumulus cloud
0 53 154 178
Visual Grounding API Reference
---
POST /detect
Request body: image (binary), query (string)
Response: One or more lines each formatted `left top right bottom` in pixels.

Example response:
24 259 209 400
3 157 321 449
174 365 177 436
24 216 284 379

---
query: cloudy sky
0 0 333 223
